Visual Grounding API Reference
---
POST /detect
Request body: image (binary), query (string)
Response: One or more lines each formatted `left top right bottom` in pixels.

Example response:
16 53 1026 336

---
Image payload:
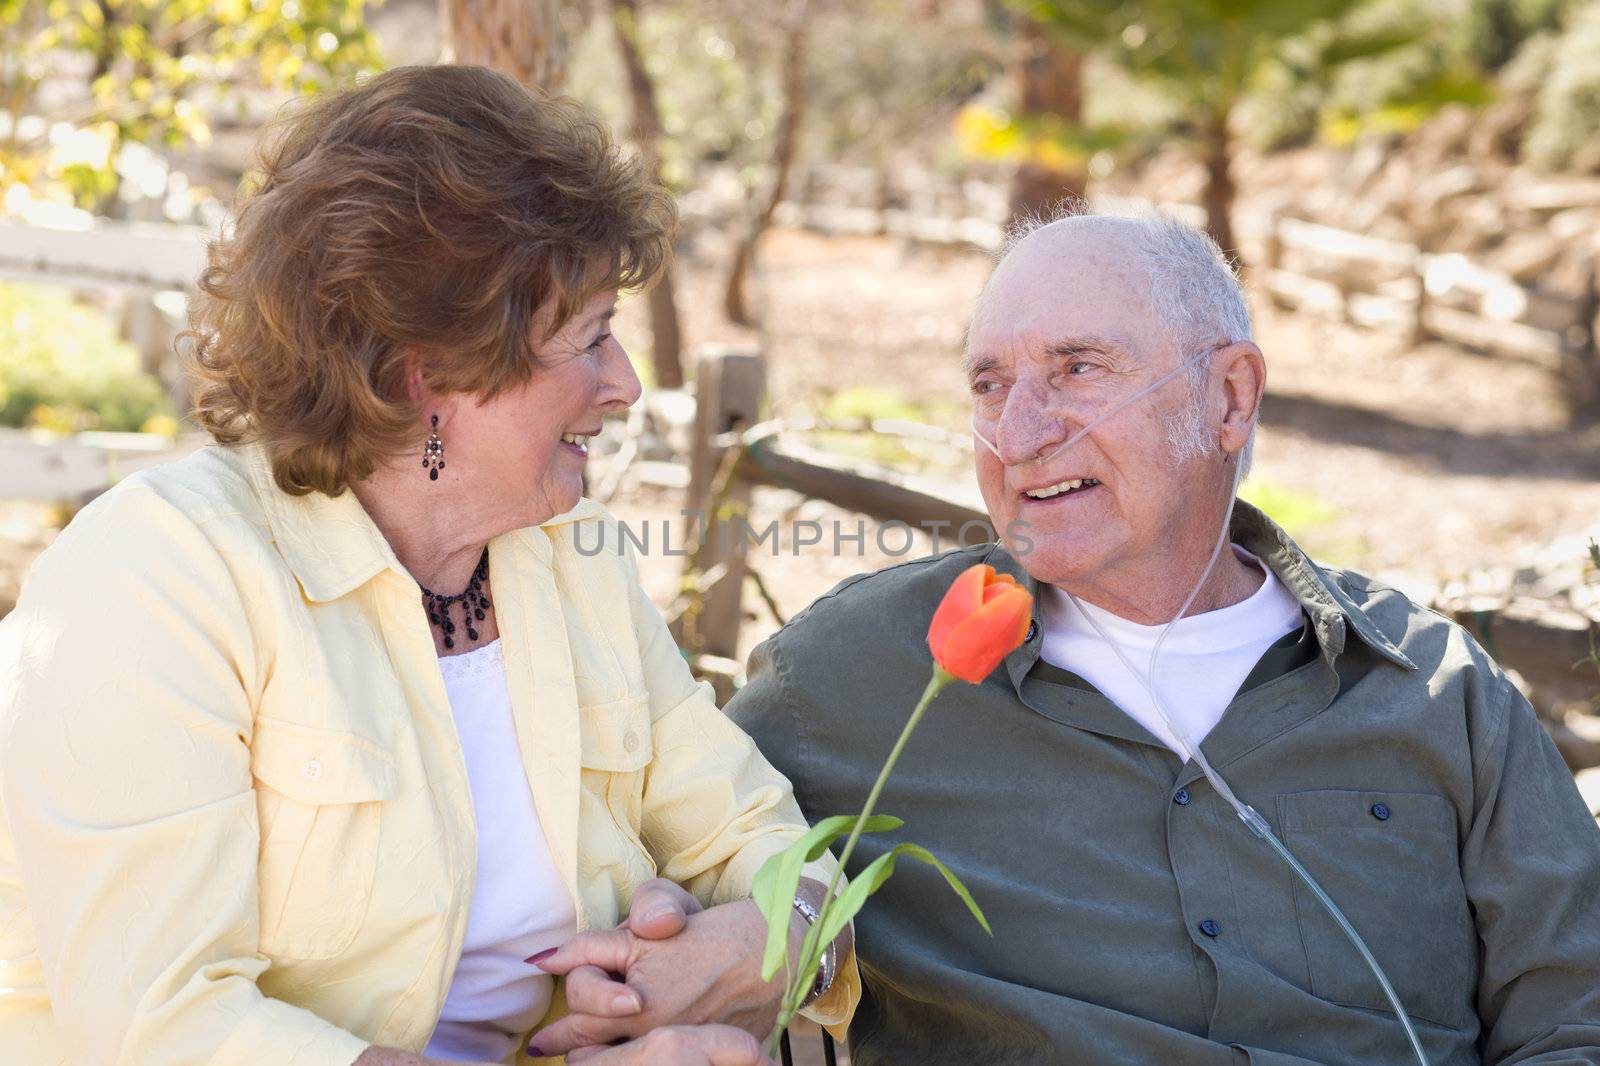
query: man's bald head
968 207 1255 470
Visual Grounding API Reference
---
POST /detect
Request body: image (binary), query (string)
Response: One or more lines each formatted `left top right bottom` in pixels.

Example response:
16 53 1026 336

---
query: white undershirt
1038 546 1305 759
423 640 576 1063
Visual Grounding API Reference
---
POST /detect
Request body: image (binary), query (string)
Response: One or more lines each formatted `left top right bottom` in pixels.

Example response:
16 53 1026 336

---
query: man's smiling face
966 220 1222 597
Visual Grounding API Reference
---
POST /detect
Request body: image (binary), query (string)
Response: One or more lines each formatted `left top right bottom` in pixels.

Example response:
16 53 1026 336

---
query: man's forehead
965 231 1156 368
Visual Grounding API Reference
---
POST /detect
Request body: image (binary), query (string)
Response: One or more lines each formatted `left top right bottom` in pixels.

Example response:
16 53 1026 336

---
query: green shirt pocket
1275 788 1475 1030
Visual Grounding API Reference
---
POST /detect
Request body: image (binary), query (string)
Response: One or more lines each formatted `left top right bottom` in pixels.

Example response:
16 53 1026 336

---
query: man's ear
1216 340 1265 455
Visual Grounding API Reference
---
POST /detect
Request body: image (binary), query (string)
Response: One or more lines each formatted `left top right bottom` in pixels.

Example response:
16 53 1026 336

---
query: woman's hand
566 1025 773 1065
524 885 807 1057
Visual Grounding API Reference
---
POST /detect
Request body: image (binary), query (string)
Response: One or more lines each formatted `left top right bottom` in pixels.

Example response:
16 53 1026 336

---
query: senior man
723 210 1600 1065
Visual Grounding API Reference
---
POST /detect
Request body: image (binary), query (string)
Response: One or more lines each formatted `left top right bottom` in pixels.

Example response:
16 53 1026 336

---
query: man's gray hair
997 202 1257 477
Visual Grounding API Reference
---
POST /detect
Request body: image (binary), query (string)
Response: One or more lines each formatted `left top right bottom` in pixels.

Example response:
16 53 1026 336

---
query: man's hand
524 890 807 1057
565 1025 773 1066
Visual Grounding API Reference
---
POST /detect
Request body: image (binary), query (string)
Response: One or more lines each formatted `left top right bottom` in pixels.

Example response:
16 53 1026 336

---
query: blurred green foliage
0 283 169 432
1013 0 1483 146
574 3 775 192
568 0 999 193
1239 479 1337 534
1238 478 1356 565
0 0 383 212
1518 1 1600 168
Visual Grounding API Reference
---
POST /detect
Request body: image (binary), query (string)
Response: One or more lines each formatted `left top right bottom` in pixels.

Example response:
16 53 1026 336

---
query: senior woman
0 65 854 1066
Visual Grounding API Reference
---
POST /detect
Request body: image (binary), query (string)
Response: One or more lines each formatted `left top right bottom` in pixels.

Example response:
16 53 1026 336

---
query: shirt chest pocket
577 696 656 886
250 717 399 961
1276 788 1475 1029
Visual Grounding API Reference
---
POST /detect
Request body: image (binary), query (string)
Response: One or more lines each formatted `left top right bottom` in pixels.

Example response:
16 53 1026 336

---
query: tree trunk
90 0 118 81
723 0 808 328
610 0 684 388
439 0 568 91
1201 106 1240 270
1007 14 1086 224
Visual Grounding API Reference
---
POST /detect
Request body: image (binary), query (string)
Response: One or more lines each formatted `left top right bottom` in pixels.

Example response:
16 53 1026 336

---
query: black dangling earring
423 415 445 481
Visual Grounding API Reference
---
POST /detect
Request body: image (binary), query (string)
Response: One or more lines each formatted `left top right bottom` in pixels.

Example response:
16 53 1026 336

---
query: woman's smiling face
437 288 640 528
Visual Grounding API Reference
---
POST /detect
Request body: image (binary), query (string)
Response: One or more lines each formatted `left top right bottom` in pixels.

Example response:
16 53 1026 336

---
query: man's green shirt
728 502 1600 1065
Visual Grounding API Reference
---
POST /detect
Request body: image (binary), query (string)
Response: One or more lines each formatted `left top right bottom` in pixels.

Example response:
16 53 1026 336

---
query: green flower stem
766 666 956 1054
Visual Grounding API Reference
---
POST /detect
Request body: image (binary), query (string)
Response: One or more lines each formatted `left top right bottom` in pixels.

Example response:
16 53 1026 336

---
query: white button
623 731 639 753
300 759 323 781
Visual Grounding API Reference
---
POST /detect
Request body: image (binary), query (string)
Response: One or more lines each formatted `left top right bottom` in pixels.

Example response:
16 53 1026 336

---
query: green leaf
1316 23 1423 67
813 842 990 954
751 814 904 982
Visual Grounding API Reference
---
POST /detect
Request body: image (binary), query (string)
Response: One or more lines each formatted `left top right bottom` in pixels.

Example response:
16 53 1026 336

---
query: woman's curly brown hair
187 64 674 497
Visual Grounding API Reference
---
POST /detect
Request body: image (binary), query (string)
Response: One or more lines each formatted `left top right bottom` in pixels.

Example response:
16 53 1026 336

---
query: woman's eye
587 332 612 351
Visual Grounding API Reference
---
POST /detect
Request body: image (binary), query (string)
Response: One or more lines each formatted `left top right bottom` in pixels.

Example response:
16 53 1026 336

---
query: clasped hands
526 877 837 1065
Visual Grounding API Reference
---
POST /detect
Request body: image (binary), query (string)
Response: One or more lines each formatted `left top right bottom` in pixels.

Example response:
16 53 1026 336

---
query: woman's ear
1216 340 1266 455
402 350 429 409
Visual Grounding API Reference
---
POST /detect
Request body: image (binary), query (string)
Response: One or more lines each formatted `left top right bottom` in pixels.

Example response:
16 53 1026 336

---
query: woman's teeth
560 433 590 454
1025 477 1099 500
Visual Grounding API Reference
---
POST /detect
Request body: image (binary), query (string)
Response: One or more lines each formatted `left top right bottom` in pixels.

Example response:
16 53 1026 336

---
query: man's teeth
1025 478 1099 499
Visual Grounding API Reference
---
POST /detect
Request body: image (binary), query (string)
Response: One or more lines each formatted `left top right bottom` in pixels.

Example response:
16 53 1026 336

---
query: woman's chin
544 477 585 516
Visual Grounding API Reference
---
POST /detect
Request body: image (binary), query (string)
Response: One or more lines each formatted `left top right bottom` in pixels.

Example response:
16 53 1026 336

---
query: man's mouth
1021 477 1100 501
559 430 597 457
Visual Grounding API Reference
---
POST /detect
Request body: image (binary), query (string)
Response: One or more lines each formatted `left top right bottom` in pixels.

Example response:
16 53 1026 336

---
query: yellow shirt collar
241 442 605 603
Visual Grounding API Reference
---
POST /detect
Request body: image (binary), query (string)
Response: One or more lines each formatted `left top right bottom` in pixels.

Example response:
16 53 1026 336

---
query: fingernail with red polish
526 1044 545 1058
525 948 557 966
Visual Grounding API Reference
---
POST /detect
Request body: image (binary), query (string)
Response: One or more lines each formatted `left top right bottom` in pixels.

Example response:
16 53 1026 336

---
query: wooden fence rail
1262 213 1600 402
672 347 988 664
0 218 210 291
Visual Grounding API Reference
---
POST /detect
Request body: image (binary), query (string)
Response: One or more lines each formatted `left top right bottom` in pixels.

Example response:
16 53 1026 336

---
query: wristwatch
791 895 837 1005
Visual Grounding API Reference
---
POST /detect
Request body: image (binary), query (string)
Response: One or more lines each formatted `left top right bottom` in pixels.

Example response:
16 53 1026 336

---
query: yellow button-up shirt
0 443 856 1066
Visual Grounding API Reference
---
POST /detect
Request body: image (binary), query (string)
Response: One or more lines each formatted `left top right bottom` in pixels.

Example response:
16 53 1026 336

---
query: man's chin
1004 538 1107 589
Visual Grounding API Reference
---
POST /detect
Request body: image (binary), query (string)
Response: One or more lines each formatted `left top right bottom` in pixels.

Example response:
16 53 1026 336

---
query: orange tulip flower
927 564 1034 684
756 562 1023 1052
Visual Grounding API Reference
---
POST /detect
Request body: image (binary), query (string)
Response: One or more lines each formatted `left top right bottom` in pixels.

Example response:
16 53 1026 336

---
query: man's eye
1067 361 1095 375
972 380 1000 396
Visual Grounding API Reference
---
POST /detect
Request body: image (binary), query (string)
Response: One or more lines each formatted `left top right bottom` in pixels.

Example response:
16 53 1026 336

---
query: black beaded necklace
420 548 491 651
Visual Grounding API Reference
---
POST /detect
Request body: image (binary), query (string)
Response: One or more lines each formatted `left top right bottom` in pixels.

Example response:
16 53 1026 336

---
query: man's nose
993 381 1067 466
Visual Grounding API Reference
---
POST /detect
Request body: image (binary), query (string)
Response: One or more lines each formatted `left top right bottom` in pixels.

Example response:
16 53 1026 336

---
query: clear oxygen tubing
970 351 1431 1066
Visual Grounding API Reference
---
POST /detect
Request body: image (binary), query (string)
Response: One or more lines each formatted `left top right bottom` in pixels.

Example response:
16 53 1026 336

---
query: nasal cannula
970 347 1431 1066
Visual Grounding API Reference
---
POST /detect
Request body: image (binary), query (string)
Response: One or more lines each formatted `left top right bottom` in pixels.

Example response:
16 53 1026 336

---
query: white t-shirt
1038 547 1305 759
423 640 576 1063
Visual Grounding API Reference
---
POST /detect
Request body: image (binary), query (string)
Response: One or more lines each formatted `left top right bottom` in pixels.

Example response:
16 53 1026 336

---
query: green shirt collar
992 497 1416 694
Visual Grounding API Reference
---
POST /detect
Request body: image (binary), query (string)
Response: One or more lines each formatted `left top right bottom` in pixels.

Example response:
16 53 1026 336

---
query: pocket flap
251 716 399 804
1278 789 1456 836
578 695 652 773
